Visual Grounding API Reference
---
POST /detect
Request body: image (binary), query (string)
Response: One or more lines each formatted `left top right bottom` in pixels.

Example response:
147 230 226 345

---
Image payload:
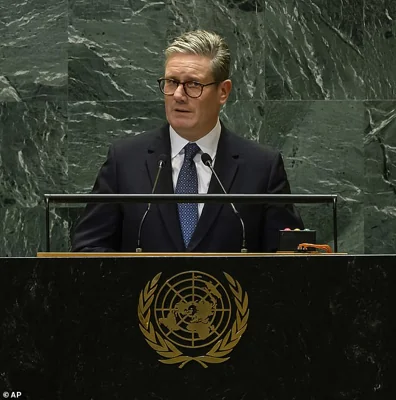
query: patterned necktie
175 142 200 248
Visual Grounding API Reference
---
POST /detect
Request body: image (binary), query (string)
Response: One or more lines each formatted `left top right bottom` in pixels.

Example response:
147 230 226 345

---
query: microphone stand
201 154 248 253
136 157 166 252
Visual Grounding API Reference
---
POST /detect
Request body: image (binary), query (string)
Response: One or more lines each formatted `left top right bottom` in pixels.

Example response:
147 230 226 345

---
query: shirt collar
169 119 221 160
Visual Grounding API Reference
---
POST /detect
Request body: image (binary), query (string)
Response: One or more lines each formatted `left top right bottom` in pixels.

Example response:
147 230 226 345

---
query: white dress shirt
170 120 221 217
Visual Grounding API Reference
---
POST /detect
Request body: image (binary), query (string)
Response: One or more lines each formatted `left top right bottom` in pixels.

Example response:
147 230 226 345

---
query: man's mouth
174 109 190 113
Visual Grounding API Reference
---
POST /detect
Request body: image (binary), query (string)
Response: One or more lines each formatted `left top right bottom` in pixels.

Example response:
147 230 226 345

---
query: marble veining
0 0 395 255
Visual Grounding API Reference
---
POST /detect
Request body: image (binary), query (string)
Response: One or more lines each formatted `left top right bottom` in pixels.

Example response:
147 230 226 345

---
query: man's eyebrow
164 74 202 81
184 75 202 81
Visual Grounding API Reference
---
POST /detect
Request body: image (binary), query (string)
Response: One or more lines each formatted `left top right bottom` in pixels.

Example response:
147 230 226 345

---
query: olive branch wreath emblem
137 272 249 368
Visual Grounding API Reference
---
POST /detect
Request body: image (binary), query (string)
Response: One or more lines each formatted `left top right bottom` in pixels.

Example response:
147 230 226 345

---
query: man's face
163 53 232 141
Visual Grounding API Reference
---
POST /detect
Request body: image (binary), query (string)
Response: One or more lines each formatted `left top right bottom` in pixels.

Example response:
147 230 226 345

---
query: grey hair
165 30 231 81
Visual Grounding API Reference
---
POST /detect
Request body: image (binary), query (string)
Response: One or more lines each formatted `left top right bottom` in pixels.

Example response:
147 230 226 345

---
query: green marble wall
0 0 395 255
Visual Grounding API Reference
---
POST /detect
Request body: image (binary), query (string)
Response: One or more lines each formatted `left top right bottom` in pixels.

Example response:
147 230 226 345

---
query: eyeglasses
157 78 219 98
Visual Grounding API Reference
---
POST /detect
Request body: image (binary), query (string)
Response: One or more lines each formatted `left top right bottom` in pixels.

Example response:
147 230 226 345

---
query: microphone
136 154 167 252
201 153 248 253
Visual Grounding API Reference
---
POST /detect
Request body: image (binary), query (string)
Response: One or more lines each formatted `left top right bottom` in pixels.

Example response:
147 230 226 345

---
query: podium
1 253 394 399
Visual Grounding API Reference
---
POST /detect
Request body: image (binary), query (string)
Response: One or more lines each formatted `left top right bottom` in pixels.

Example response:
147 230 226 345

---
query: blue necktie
175 143 200 248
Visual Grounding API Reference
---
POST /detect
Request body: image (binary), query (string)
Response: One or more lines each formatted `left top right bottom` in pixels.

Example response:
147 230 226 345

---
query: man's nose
173 84 187 101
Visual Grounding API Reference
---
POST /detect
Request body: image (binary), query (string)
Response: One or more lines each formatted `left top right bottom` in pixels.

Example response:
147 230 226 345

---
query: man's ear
219 79 232 104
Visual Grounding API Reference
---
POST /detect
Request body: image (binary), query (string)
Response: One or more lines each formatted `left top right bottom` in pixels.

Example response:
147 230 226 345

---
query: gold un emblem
138 271 249 368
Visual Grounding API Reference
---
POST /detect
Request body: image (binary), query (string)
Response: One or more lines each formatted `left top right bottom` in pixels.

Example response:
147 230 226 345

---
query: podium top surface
36 252 347 258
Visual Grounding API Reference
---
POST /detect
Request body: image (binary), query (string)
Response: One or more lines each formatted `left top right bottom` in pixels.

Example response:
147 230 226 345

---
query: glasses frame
157 78 220 98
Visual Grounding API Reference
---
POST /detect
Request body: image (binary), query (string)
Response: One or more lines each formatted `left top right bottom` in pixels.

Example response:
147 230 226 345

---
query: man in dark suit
72 30 303 253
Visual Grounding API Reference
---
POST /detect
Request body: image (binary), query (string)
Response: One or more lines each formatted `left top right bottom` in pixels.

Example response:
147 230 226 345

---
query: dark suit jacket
72 123 303 252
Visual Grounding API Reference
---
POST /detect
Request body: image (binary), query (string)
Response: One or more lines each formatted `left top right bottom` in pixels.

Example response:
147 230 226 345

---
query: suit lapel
188 128 239 251
146 125 185 252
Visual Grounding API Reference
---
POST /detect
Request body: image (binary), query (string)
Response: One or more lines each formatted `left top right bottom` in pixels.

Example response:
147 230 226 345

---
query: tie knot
184 143 200 162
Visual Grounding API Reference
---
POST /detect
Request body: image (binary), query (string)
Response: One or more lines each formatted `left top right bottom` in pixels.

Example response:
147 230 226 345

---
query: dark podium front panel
0 255 395 399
